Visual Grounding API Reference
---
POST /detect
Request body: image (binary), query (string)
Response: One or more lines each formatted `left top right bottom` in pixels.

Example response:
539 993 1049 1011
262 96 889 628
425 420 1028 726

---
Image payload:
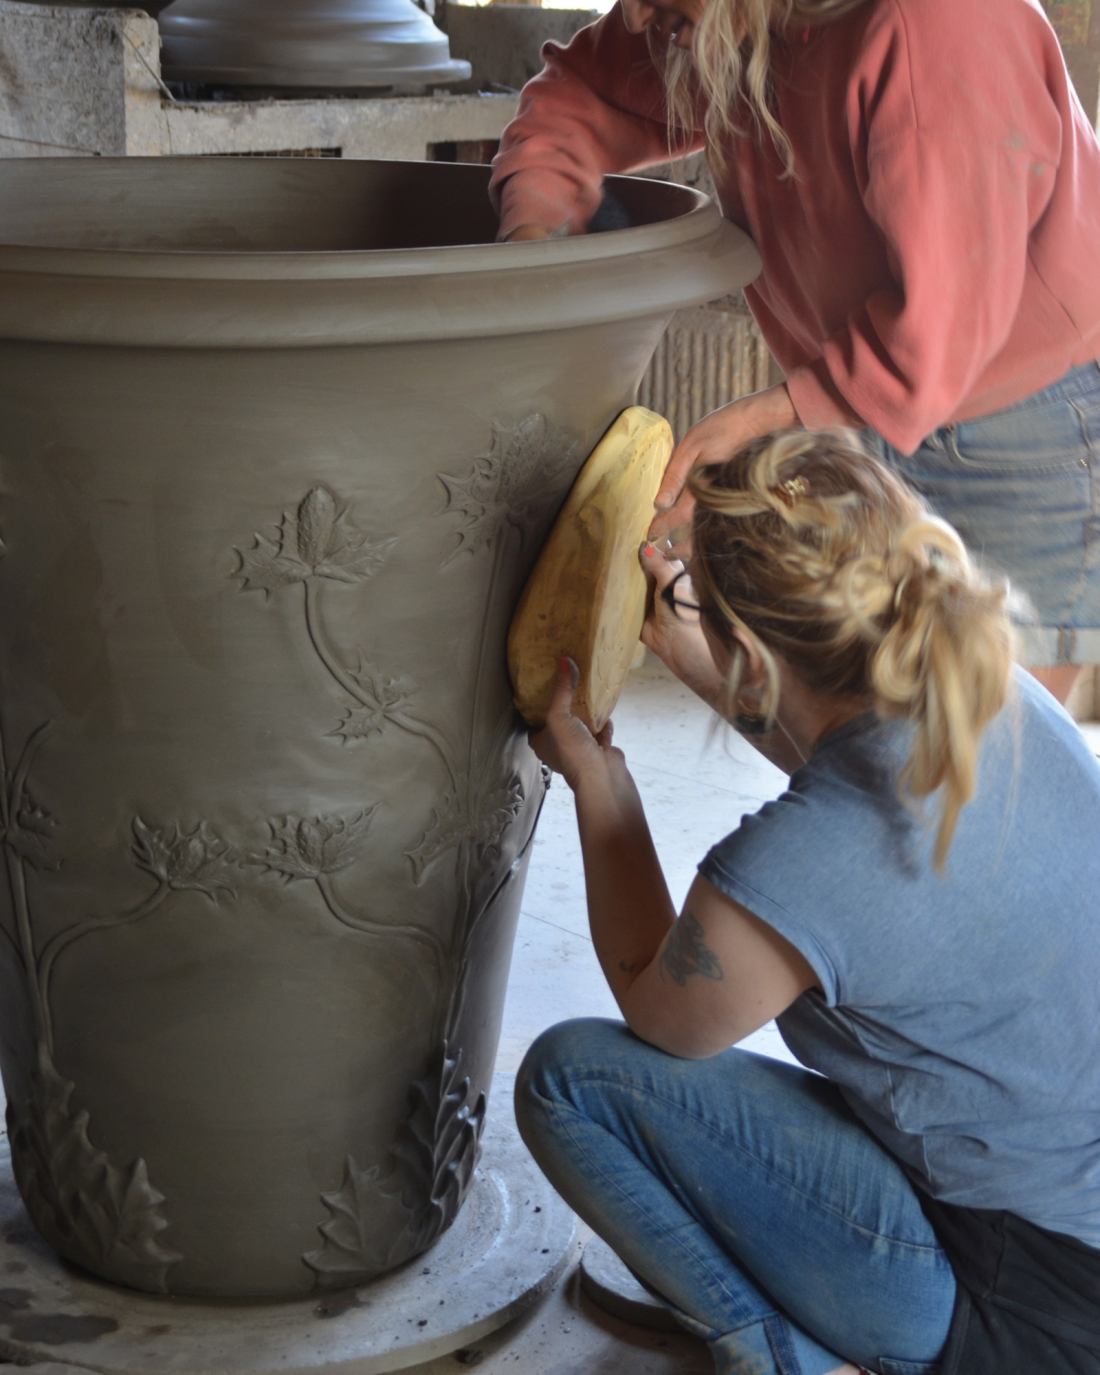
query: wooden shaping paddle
508 407 674 734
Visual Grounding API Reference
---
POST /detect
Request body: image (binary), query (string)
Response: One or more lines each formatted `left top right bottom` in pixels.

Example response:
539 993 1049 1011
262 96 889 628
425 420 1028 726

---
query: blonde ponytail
690 429 1014 869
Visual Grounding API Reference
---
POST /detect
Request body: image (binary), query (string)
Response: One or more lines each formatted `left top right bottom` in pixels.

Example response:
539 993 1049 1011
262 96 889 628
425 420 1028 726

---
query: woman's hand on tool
529 658 623 791
649 383 801 556
639 542 728 712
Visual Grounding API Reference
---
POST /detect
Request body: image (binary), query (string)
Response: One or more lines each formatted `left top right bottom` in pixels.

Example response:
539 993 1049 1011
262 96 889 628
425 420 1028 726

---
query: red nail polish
558 657 570 673
643 542 655 557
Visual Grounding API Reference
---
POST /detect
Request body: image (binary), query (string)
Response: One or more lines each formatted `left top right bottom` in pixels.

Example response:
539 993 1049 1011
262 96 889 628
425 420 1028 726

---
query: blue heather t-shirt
699 668 1100 1247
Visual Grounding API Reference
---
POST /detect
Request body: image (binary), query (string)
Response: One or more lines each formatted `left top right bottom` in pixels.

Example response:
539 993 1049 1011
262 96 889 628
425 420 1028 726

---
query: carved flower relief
439 414 579 562
235 486 395 596
3 786 60 872
262 812 374 882
131 819 237 899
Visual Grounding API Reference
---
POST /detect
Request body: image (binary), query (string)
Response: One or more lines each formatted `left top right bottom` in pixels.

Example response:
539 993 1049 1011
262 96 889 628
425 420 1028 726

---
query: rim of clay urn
0 159 762 348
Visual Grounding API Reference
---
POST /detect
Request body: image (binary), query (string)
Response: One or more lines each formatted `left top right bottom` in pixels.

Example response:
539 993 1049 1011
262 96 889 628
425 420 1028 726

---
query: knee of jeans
515 1017 629 1142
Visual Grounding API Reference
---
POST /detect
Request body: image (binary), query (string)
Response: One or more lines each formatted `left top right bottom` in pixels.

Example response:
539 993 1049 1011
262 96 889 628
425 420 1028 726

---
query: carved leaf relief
406 778 523 883
7 1051 182 1294
439 415 579 563
329 664 419 745
303 1041 486 1286
391 1042 486 1256
302 1156 409 1285
235 486 395 597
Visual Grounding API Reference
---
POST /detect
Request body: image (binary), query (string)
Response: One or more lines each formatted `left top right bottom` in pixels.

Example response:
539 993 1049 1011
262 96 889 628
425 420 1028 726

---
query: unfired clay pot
158 0 472 89
0 156 760 1299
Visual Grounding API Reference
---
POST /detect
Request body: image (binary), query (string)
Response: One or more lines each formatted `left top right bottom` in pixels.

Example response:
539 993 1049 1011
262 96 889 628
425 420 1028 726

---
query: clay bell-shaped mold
158 0 473 91
50 0 178 13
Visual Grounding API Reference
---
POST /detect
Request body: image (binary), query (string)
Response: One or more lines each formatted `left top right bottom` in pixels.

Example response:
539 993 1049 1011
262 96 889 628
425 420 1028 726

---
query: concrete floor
405 659 796 1374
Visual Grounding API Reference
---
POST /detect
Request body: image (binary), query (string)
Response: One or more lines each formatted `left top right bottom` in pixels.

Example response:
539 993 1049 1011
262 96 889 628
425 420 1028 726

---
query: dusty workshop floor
405 659 796 1375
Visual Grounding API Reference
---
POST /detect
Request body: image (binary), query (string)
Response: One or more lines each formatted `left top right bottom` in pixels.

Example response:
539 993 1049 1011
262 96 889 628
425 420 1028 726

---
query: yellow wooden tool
508 407 674 734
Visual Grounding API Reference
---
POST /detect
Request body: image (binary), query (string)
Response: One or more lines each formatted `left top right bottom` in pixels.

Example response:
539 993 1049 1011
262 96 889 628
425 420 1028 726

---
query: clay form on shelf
49 1 177 13
159 0 472 89
509 407 674 734
0 157 760 1300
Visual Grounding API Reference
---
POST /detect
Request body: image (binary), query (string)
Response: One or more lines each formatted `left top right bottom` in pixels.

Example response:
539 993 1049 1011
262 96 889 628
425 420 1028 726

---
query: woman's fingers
640 540 685 591
649 439 701 542
649 385 802 543
549 655 580 713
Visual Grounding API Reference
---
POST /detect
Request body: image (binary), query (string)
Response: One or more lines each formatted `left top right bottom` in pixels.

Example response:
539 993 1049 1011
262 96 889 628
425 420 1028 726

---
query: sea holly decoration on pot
232 417 575 1287
0 720 231 1294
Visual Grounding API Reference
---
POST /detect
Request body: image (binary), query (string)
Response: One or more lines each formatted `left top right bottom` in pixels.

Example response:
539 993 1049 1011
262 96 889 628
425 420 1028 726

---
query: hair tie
775 476 809 508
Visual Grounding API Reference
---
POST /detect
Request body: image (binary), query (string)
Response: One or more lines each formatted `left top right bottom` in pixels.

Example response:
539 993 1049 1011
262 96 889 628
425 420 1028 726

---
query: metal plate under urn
0 156 761 1300
158 0 473 90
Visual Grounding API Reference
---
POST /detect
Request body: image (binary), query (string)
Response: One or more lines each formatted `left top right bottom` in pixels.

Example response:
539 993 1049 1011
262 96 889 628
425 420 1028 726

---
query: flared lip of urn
0 157 763 347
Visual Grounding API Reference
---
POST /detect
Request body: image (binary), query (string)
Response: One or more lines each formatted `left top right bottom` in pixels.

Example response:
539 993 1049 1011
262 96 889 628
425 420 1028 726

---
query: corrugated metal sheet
638 297 773 442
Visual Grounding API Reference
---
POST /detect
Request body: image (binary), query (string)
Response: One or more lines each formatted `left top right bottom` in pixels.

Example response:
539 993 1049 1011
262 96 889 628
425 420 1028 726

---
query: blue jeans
864 359 1100 665
516 1019 957 1375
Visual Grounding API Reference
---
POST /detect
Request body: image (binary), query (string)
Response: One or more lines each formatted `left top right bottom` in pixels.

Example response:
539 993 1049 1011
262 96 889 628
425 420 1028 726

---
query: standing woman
490 0 1100 701
519 429 1100 1375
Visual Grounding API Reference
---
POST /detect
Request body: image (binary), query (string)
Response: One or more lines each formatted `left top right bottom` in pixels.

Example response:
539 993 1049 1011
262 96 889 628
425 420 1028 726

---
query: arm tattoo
659 910 724 987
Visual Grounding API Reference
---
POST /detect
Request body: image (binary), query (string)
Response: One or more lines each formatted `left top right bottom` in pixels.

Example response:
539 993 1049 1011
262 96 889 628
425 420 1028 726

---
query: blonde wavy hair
658 0 873 172
689 430 1014 869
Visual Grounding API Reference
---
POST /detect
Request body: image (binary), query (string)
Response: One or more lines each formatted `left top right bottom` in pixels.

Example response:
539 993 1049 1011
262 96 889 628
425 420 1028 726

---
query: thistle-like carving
132 818 237 899
0 721 189 1290
302 1156 403 1286
303 1041 485 1287
329 666 418 745
439 414 579 563
263 812 374 883
406 779 524 885
253 811 445 967
230 431 572 1285
390 1042 486 1255
7 1050 182 1294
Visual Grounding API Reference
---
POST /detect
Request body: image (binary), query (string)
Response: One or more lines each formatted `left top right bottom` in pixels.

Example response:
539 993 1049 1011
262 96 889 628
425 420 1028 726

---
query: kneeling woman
519 430 1100 1375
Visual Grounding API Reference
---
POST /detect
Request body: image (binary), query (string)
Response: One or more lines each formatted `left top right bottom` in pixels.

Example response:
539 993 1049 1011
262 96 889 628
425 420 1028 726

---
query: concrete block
0 0 146 157
444 3 598 92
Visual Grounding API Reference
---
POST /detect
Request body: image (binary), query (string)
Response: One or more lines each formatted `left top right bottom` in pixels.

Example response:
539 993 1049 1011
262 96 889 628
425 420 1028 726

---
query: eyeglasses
660 569 704 620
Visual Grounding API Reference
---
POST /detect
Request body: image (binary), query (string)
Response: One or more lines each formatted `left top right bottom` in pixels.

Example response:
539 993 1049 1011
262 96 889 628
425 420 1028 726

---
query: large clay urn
0 156 760 1299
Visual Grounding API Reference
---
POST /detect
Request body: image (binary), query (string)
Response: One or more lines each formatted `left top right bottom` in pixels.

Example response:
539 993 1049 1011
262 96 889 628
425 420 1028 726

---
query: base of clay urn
0 1075 576 1374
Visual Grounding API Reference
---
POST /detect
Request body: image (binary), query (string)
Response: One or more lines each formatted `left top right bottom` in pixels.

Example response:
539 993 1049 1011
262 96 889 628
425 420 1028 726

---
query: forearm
573 762 676 1007
490 6 695 239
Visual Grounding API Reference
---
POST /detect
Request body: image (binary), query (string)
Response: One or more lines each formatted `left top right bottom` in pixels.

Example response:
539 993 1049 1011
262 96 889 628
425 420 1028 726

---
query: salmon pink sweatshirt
490 0 1100 454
